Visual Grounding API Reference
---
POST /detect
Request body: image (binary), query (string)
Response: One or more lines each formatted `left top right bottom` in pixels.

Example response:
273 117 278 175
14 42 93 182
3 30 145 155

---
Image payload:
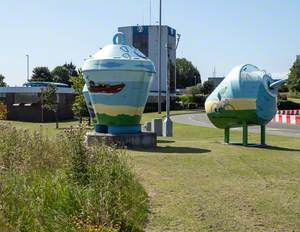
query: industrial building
118 25 177 103
0 82 75 122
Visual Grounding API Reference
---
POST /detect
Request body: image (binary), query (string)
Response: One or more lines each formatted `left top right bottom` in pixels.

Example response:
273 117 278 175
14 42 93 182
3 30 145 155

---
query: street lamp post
26 54 29 82
158 0 162 114
174 33 181 91
41 87 44 123
163 43 172 137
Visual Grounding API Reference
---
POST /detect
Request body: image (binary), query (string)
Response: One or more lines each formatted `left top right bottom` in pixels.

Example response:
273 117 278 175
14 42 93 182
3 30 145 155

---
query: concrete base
143 121 152 132
151 118 162 136
86 131 157 148
163 117 173 137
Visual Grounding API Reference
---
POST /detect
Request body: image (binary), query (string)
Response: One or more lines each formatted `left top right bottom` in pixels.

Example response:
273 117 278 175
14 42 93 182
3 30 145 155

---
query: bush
278 93 288 101
0 103 7 120
289 91 300 99
0 125 148 231
178 95 207 108
278 100 300 110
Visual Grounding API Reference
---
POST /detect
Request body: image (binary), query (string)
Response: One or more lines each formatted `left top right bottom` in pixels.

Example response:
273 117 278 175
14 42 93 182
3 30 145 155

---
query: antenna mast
213 66 216 77
149 0 152 25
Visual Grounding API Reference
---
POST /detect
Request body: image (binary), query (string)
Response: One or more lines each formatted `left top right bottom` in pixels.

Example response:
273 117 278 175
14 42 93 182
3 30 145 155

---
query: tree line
30 62 78 85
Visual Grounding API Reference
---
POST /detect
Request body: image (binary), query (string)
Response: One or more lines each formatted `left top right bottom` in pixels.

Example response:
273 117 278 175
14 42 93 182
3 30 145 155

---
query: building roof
23 81 69 88
0 86 75 94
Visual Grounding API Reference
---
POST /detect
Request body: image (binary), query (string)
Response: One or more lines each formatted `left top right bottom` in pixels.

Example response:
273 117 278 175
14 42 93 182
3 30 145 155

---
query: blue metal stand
108 125 141 134
95 124 108 133
224 128 230 144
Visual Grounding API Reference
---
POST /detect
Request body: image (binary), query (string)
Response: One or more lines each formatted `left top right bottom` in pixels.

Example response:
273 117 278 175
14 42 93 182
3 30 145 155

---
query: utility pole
26 54 29 82
41 87 44 123
163 43 172 137
158 0 162 114
174 33 181 91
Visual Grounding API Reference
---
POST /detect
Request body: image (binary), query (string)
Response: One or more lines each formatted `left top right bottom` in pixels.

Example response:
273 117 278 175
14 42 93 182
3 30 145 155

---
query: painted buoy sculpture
205 64 285 146
82 32 156 134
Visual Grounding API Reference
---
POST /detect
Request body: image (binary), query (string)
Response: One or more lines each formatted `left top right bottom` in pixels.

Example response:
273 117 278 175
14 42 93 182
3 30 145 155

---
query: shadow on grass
157 140 175 144
229 143 300 152
132 146 211 154
261 145 300 152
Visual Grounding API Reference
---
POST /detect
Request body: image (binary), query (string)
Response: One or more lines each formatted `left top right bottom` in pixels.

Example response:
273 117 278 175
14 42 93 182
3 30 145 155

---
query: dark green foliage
31 63 78 85
72 95 89 123
51 66 70 85
279 83 289 93
201 80 214 95
278 100 300 110
70 70 89 123
178 95 207 107
42 84 59 127
31 66 52 82
42 84 58 112
0 74 7 87
66 130 89 185
185 84 202 96
176 58 201 88
278 93 288 101
287 59 300 93
70 69 85 94
63 62 78 77
0 125 148 231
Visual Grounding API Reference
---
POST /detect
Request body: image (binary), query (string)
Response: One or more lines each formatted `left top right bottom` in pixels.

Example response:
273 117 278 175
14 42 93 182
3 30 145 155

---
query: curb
276 110 300 115
272 114 300 125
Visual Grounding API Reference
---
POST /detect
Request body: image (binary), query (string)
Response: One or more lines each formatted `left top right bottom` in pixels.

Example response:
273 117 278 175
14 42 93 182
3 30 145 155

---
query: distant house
207 77 225 89
0 82 76 122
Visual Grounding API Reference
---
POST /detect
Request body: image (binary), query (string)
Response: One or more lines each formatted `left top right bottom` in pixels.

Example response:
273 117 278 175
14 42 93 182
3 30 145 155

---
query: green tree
0 74 7 87
287 59 300 93
185 83 202 97
51 66 70 85
201 80 214 95
176 58 201 88
31 67 52 82
70 69 88 125
42 84 59 128
63 62 78 77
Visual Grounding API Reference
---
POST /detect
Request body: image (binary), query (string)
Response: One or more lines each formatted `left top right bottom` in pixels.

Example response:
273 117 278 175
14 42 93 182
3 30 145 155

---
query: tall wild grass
0 124 148 231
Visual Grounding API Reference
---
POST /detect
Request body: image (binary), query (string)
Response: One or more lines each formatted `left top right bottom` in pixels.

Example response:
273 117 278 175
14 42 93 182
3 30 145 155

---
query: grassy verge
0 125 148 231
1 110 300 231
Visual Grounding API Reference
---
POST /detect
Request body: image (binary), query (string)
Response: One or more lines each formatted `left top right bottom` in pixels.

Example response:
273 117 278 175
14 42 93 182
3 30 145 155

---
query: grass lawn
132 112 300 231
2 111 300 231
289 97 300 104
1 119 85 137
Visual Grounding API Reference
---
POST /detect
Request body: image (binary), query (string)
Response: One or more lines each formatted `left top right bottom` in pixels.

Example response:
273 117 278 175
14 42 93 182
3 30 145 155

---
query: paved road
171 113 300 138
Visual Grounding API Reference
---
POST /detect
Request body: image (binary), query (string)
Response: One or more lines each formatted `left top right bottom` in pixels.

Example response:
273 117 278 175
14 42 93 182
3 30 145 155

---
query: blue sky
0 0 299 86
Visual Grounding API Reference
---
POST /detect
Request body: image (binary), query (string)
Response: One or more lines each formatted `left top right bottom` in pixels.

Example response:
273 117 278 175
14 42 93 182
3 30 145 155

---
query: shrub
277 100 300 110
289 91 300 99
0 125 148 231
0 103 7 120
278 93 288 101
178 95 207 108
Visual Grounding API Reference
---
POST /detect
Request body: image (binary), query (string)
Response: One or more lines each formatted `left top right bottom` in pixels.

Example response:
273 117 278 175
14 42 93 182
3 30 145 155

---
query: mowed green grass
289 97 300 104
132 112 300 231
3 111 300 231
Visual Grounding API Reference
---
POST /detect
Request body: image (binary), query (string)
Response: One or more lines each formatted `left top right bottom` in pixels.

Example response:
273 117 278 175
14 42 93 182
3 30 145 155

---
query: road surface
171 113 300 138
